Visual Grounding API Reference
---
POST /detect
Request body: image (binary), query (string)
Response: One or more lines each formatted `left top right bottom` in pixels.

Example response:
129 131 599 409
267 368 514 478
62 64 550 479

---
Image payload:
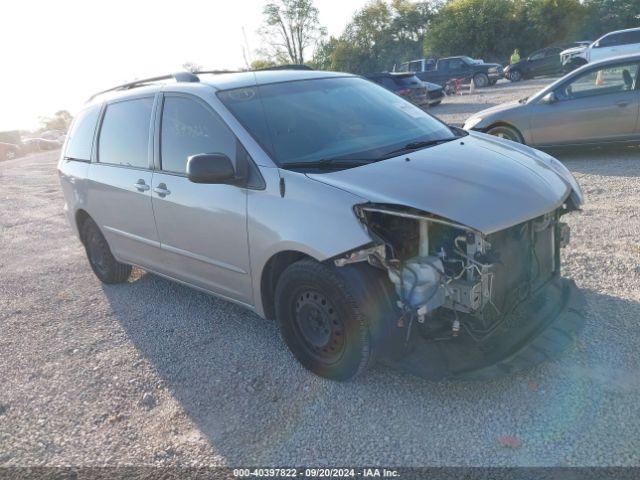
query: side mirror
541 91 557 104
187 153 236 184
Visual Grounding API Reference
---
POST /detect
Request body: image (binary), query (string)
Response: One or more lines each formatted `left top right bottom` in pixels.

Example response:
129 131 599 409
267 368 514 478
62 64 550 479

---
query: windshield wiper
383 137 456 158
282 158 372 171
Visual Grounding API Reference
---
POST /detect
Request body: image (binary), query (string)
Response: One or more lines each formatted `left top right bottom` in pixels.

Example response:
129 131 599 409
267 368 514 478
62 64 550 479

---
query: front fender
248 166 373 317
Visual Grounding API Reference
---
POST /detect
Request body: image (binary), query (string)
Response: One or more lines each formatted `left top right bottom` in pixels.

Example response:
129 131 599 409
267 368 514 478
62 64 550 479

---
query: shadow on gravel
102 268 640 465
553 146 640 178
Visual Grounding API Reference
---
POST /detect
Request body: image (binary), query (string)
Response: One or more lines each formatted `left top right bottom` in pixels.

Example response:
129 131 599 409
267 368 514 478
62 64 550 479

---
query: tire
509 70 522 82
489 79 498 86
274 259 378 381
486 124 524 144
473 73 489 88
80 217 132 284
430 100 442 106
6 150 17 160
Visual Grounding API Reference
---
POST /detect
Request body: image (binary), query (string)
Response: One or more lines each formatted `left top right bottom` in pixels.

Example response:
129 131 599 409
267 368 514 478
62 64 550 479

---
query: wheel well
75 209 91 243
261 250 314 320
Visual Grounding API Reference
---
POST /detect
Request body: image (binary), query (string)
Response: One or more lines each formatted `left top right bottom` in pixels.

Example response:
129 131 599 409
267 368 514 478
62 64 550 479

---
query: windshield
461 56 476 65
217 77 455 167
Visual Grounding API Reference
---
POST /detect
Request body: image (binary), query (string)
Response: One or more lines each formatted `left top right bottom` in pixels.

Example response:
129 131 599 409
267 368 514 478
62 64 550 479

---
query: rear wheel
486 124 524 143
473 73 489 88
274 260 378 380
81 217 132 284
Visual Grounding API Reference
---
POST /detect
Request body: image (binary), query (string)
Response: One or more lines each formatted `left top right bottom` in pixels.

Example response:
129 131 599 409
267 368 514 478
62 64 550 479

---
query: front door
530 61 640 146
88 96 162 269
150 93 252 304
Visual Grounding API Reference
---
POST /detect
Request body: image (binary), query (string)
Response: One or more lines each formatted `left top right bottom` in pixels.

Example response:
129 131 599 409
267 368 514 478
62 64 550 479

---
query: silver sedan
464 54 640 147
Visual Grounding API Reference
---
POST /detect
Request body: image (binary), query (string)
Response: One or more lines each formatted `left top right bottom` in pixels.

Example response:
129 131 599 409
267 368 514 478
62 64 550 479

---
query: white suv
586 28 640 63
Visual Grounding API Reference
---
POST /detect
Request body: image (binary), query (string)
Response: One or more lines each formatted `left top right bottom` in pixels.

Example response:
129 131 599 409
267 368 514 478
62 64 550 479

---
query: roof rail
88 71 200 101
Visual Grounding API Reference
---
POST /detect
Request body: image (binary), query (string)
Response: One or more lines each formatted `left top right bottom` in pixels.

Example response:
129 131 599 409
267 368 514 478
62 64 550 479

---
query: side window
598 33 623 48
397 63 409 72
529 50 545 61
409 61 423 72
160 96 237 174
557 63 639 100
65 105 101 161
98 98 153 168
449 59 464 71
623 30 640 45
438 60 449 70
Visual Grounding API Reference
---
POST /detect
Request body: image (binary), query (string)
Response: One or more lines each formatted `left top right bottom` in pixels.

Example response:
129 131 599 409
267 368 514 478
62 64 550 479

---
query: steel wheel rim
293 289 346 364
87 230 109 276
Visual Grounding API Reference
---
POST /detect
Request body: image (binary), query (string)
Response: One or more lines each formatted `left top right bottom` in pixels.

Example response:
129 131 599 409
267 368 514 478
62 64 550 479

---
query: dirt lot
1 78 640 467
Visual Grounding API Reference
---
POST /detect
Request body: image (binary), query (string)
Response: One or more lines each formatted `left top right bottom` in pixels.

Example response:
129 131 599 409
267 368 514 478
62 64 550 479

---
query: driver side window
556 63 639 100
160 96 237 174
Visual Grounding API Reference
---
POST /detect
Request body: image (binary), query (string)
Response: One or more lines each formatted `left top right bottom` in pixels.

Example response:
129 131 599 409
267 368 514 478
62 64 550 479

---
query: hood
423 81 442 91
561 45 587 55
464 100 524 129
307 134 570 234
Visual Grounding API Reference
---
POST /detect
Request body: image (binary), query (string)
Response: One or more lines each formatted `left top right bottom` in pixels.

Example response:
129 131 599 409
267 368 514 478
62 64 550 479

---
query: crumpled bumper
380 276 586 380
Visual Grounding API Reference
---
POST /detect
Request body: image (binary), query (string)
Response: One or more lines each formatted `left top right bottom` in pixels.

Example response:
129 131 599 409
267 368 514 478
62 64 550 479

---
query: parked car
59 69 585 381
464 54 640 147
560 41 594 72
22 137 61 152
0 142 22 161
423 81 445 106
562 28 640 72
505 43 589 82
365 72 429 106
397 56 503 88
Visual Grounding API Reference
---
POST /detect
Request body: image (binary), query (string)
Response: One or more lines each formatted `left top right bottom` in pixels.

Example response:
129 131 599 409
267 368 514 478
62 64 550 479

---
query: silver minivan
59 69 586 381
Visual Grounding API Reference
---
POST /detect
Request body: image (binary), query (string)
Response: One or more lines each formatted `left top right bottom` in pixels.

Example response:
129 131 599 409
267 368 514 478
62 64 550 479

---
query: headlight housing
463 116 483 130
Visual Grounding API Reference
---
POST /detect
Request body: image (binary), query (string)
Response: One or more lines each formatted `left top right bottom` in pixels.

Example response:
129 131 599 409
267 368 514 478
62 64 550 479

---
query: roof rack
88 71 200 101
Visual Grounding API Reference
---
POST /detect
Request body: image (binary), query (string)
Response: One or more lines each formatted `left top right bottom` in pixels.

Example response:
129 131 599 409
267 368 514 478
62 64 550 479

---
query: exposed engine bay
336 203 574 345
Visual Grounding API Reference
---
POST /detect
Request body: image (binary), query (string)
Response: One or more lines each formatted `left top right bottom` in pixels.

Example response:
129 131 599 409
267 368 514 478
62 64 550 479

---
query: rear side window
98 97 153 168
160 96 236 174
623 30 640 44
65 105 100 161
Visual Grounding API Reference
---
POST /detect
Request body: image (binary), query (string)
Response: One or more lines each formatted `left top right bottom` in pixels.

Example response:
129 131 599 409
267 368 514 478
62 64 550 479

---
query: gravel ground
432 76 554 126
1 79 639 467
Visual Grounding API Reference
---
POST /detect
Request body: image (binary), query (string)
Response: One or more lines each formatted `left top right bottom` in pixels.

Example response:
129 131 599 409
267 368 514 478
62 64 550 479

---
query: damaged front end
335 202 585 380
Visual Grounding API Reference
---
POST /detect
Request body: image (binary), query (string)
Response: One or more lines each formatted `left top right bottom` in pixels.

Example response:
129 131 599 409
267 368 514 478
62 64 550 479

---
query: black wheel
473 73 489 88
430 100 442 106
509 70 522 82
487 124 524 143
80 217 131 284
489 79 498 86
274 260 379 380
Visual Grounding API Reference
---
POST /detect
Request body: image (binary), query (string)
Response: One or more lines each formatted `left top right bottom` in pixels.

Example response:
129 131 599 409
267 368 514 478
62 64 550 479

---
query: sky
0 0 368 131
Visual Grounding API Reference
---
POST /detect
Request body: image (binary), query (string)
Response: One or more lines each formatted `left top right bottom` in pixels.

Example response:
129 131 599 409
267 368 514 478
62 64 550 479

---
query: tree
580 0 640 39
259 0 327 64
182 62 203 73
250 58 277 70
314 0 434 73
424 0 584 63
39 110 73 132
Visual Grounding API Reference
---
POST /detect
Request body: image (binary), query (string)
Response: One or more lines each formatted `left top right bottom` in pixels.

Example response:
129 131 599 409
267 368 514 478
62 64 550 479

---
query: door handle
134 179 150 192
153 183 171 197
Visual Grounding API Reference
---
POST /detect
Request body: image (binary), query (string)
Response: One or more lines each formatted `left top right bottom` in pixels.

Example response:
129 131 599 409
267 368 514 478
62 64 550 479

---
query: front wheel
274 260 377 381
473 73 489 88
509 70 522 82
486 124 524 143
81 217 132 284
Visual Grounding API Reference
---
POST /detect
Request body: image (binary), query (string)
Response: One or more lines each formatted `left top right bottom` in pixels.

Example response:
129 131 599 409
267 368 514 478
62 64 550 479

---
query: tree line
257 0 640 74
